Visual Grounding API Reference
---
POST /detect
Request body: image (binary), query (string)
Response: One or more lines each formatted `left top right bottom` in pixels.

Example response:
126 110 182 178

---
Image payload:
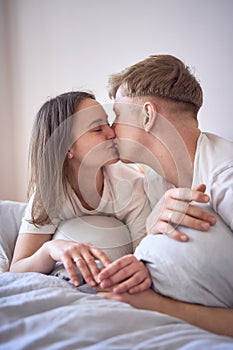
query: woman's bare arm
10 233 111 287
10 233 54 273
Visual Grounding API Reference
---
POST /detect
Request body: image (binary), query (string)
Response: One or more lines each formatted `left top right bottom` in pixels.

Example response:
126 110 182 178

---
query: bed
0 200 233 350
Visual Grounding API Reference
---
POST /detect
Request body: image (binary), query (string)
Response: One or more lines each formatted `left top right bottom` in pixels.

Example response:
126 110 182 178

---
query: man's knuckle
86 257 95 264
167 229 179 239
77 259 86 267
146 278 152 288
127 254 134 260
138 261 145 269
166 189 172 197
134 274 143 284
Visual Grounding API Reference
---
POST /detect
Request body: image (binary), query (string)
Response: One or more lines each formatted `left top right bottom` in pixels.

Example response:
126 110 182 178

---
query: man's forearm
151 292 233 337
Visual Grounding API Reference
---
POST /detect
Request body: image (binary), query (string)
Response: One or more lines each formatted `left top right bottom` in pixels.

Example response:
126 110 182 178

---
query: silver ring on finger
168 211 173 224
167 212 175 234
73 256 84 263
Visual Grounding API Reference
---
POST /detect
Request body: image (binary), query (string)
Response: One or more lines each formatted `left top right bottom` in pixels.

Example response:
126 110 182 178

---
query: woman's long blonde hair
28 91 95 226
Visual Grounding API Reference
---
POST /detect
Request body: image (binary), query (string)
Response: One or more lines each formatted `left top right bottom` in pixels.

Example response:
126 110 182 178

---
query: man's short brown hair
108 54 203 112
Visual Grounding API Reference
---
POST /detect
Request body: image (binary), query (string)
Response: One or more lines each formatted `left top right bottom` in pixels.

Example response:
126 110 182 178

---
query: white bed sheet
0 272 232 350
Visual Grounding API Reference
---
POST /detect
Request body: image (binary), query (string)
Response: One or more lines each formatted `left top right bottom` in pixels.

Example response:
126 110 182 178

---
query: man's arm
98 288 233 338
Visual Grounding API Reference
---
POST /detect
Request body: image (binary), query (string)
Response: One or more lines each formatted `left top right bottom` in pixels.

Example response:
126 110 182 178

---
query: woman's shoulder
104 161 146 181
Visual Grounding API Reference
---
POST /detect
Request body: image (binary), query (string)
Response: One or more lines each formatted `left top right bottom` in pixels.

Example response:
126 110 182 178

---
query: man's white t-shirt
192 132 233 230
145 132 233 230
135 132 233 307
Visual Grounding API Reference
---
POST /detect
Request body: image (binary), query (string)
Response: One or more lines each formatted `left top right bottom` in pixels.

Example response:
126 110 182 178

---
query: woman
10 91 152 292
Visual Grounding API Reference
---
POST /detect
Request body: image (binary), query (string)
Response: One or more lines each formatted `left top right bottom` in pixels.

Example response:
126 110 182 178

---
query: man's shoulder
200 132 233 149
193 132 233 188
197 132 233 162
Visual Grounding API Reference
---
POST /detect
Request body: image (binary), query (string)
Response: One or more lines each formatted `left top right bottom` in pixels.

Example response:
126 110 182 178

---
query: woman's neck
68 166 104 210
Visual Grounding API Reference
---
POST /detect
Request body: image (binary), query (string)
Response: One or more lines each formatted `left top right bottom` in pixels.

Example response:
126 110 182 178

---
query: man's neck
147 116 200 187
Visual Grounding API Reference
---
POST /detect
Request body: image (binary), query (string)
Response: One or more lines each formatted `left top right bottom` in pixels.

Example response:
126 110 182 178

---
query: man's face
112 88 194 187
112 88 145 163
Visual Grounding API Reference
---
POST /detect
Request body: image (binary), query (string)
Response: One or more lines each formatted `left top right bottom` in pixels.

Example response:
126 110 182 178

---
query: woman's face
69 98 119 169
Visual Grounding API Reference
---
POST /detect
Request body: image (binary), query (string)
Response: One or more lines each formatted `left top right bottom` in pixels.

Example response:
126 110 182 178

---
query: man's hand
147 184 217 242
97 254 151 294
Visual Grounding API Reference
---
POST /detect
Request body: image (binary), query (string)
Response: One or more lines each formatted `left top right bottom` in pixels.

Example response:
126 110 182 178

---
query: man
98 54 233 337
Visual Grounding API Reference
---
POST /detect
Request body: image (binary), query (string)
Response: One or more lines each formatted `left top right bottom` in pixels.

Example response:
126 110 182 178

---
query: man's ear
142 102 156 132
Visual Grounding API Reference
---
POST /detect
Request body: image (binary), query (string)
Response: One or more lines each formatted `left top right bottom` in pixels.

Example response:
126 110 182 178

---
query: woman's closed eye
91 122 110 133
92 126 103 132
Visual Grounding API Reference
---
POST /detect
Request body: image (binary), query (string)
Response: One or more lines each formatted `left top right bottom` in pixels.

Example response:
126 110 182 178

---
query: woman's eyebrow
87 117 108 128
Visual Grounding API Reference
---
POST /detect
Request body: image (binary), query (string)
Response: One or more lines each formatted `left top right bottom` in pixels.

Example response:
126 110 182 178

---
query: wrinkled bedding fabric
0 272 232 350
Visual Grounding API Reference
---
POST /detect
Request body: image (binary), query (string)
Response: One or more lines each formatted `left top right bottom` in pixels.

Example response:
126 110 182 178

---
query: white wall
0 0 16 200
1 0 233 201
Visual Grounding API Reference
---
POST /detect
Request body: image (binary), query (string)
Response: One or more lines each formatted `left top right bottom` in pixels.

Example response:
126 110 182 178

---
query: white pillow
0 204 132 274
135 204 233 308
0 200 27 272
54 215 133 261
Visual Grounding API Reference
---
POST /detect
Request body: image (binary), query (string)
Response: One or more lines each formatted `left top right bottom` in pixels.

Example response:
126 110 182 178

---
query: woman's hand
45 239 111 287
97 254 151 294
147 184 217 242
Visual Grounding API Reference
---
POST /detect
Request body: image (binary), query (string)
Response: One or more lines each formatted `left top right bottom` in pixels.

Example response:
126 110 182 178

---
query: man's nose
111 122 116 132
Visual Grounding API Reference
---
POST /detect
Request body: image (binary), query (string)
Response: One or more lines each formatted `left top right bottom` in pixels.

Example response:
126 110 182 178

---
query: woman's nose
106 124 116 139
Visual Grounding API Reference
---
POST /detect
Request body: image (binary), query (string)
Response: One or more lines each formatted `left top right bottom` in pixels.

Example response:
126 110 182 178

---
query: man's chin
105 157 120 165
119 158 134 164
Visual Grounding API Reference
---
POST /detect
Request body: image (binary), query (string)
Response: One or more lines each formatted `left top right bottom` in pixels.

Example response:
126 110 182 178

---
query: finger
184 205 216 225
164 209 213 231
100 258 146 290
165 201 216 225
100 265 134 289
128 276 152 294
98 291 123 302
95 285 112 293
190 189 210 203
89 246 112 268
167 187 210 203
169 211 211 231
77 252 99 286
97 291 113 299
98 255 134 281
113 269 150 294
151 220 189 242
195 184 206 193
166 225 189 241
166 198 190 213
62 256 82 286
